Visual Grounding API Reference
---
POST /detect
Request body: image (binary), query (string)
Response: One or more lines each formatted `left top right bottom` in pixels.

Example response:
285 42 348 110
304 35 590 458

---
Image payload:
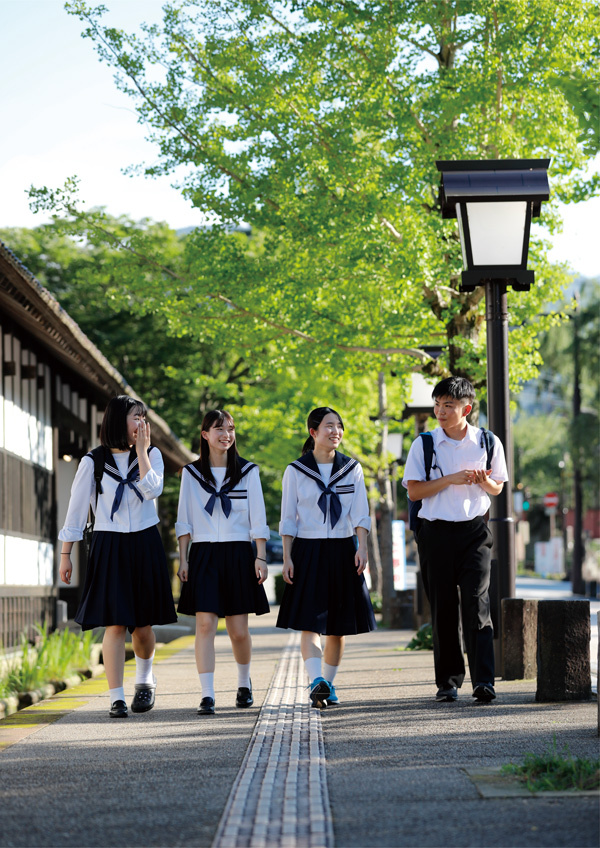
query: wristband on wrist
61 552 72 556
256 556 267 562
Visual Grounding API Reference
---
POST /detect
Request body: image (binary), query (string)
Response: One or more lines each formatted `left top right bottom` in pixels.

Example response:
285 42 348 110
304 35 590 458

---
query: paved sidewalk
0 609 598 848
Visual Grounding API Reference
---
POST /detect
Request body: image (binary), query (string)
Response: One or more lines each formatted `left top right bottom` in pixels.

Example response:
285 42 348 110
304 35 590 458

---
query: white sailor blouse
175 458 269 543
59 446 164 541
279 451 371 539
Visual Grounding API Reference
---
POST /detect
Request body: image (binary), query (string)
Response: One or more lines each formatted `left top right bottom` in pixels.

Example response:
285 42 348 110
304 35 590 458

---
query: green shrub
405 623 433 651
0 624 99 698
369 592 382 613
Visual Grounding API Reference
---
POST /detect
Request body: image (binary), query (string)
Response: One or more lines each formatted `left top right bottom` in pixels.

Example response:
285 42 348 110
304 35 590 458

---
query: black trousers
417 516 495 690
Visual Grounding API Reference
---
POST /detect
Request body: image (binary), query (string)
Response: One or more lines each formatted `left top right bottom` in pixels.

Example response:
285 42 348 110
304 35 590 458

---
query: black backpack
407 428 495 534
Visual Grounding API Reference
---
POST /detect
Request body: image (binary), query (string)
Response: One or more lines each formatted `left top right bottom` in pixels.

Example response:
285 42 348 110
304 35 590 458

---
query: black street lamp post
435 159 550 672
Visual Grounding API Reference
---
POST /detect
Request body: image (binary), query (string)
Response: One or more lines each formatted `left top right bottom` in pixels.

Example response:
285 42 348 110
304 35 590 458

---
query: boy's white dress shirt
175 465 269 543
279 460 371 539
59 449 164 541
402 424 509 522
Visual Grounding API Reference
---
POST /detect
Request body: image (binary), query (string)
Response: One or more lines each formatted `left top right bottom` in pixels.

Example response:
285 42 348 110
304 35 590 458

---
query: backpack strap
479 428 495 470
420 432 435 480
84 446 107 513
90 446 105 497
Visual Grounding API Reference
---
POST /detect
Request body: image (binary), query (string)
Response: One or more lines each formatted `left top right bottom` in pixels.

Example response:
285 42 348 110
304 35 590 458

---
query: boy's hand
468 469 492 485
448 469 478 486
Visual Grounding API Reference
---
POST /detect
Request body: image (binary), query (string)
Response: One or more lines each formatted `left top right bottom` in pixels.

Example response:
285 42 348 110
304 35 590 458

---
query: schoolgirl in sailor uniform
176 409 270 715
277 407 376 708
59 395 177 719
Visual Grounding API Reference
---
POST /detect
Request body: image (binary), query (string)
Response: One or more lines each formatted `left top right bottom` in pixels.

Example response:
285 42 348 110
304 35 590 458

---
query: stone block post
501 598 538 680
389 589 415 629
535 600 592 702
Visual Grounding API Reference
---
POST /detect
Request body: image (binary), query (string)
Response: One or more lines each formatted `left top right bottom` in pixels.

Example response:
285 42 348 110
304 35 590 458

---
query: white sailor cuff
137 468 163 499
279 519 298 537
175 521 193 539
250 524 270 542
58 526 85 543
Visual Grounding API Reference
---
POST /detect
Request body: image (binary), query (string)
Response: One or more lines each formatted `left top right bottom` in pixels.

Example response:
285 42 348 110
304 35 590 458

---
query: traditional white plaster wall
3 536 53 586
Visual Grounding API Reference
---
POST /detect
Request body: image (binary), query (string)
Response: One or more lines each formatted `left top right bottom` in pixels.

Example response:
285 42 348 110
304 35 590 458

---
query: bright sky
1 0 599 277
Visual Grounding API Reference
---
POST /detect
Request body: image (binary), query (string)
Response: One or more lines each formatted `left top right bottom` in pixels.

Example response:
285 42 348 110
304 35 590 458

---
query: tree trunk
376 371 395 627
367 488 382 595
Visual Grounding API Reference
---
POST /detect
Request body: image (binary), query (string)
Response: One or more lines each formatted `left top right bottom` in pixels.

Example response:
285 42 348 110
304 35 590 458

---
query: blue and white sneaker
309 676 330 709
325 682 339 705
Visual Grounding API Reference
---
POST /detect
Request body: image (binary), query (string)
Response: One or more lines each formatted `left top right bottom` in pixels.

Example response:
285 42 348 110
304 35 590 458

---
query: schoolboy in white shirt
402 376 508 703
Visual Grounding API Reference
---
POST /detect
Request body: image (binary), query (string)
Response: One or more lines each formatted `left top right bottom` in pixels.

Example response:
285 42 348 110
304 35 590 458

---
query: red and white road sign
543 492 559 508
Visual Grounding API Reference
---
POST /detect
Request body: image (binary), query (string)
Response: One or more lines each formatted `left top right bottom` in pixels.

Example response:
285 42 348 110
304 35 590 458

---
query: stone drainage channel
212 632 334 848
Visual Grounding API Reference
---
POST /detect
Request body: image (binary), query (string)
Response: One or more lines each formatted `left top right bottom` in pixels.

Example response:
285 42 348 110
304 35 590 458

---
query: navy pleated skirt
276 537 376 636
177 541 270 618
74 526 177 632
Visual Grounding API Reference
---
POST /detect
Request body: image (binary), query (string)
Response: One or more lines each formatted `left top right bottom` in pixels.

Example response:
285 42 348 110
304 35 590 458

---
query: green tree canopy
32 0 599 395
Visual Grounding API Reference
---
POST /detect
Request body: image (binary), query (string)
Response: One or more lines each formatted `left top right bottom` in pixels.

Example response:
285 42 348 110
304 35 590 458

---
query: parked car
252 530 284 563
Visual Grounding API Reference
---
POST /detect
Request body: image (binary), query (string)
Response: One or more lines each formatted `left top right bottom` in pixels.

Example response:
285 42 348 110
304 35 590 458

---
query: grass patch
502 739 600 792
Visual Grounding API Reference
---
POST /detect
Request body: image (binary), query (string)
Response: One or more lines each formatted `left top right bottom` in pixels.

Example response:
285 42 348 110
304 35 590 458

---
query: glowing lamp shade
436 160 550 291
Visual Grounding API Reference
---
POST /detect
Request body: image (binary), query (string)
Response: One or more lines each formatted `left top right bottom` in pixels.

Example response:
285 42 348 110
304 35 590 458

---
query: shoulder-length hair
200 409 241 486
302 407 344 455
100 395 147 450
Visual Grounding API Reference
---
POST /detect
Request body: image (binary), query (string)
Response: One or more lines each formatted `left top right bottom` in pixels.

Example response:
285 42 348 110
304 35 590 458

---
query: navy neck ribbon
185 458 256 519
290 451 357 528
101 447 146 520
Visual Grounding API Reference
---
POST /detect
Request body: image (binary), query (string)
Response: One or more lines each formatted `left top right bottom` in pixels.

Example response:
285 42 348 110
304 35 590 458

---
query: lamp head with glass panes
436 159 550 292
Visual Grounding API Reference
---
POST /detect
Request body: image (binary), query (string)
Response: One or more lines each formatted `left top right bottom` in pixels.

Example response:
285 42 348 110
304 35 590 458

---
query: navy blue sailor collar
185 456 256 518
290 450 358 528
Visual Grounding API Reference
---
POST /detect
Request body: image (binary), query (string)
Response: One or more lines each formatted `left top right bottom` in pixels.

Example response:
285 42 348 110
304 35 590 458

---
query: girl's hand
282 557 294 585
255 559 268 585
355 546 368 576
135 419 151 455
177 563 188 583
60 555 72 585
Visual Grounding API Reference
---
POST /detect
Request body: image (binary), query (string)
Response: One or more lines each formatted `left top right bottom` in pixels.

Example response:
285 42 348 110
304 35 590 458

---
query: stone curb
464 767 600 799
0 663 105 720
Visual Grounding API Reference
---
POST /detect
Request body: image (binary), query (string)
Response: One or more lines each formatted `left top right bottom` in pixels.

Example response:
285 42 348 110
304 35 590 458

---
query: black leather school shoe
198 697 215 715
109 700 128 718
131 680 157 713
236 686 254 708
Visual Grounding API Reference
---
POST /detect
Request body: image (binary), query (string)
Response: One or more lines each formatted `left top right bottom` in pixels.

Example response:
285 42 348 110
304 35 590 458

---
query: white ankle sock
323 663 339 684
199 672 215 699
109 687 125 705
134 652 155 685
237 662 251 688
304 656 322 683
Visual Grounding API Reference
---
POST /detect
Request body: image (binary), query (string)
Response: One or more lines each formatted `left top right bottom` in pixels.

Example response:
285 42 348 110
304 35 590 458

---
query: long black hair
302 406 344 455
100 395 147 450
199 409 241 486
